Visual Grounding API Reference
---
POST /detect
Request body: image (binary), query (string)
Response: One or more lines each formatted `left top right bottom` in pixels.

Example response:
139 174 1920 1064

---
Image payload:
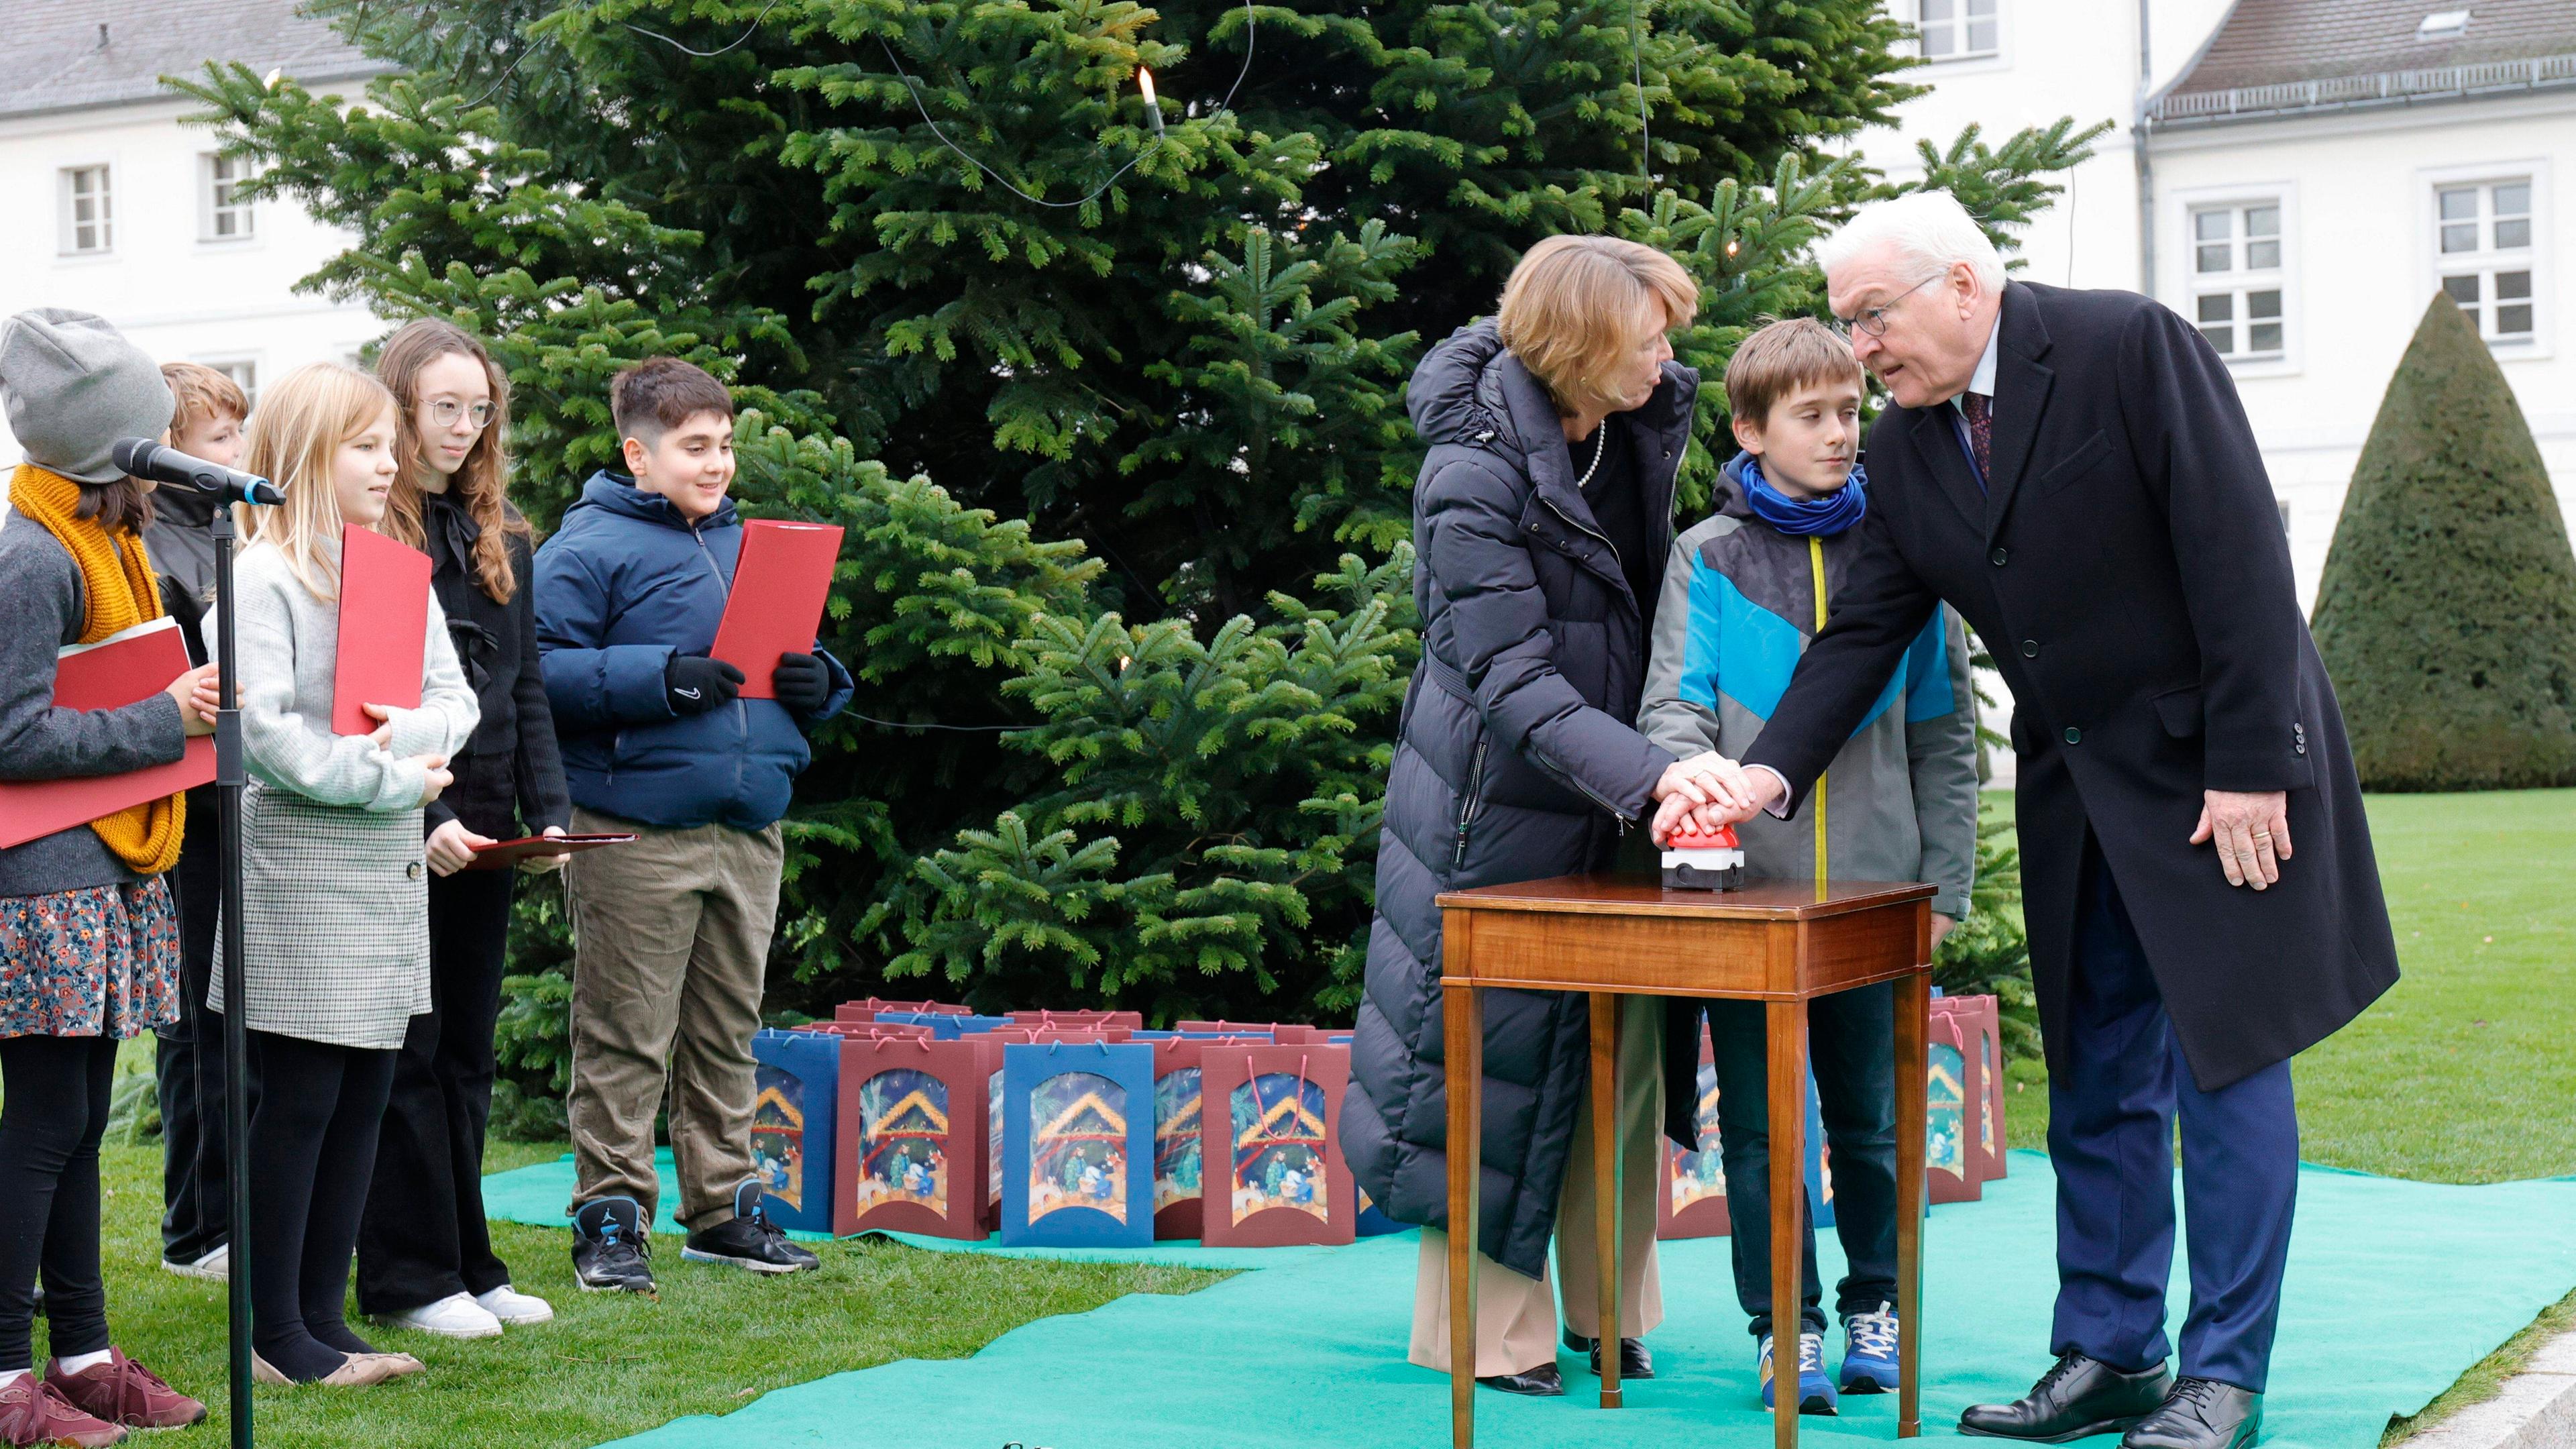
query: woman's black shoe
1960 1352 2175 1442
1475 1363 1564 1397
2121 1379 2261 1449
1561 1330 1654 1379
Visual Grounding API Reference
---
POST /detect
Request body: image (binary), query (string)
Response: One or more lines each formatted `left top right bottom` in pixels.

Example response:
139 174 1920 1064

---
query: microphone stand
209 503 255 1449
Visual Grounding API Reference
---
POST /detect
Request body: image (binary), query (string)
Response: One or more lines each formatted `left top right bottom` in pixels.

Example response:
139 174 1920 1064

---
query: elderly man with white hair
1691 191 2399 1449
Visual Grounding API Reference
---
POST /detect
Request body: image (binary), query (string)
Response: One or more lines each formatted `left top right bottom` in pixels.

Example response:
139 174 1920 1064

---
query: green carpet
502 1151 2576 1448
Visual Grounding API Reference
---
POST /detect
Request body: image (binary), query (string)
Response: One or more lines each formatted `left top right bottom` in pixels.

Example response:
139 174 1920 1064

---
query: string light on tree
1138 67 1165 136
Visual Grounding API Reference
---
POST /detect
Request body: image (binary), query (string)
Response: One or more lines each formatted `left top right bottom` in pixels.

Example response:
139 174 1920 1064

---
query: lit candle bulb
1138 66 1165 136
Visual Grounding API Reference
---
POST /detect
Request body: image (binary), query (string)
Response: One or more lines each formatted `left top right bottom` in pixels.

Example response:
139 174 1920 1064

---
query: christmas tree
184 0 2101 1026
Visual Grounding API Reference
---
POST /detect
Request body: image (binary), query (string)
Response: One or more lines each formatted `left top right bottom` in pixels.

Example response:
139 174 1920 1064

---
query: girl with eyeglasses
352 320 572 1342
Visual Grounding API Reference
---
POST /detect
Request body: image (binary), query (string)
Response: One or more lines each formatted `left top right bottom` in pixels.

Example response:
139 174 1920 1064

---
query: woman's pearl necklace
1575 423 1609 488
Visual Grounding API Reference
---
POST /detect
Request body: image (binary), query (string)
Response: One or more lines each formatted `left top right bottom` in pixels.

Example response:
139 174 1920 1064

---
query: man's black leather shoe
1960 1352 2175 1442
1561 1330 1654 1379
2122 1379 2261 1449
1475 1362 1564 1397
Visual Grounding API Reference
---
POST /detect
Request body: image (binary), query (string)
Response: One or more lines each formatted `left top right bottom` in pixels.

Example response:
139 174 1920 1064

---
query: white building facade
0 2 390 480
2145 3 2576 600
1865 0 2575 609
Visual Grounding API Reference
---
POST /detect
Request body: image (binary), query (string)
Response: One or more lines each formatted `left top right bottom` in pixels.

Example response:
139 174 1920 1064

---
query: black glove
772 652 831 716
665 654 744 716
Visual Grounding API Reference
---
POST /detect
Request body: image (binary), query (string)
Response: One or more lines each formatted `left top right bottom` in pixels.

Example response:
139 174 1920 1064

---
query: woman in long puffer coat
1340 237 1738 1395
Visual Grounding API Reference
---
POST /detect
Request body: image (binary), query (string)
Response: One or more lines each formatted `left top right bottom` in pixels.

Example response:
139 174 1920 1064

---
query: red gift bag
832 1034 987 1239
1197 1044 1355 1248
1925 998 1987 1204
835 998 972 1023
1932 994 2008 1183
1145 1036 1267 1240
1008 1009 1142 1030
1176 1019 1284 1038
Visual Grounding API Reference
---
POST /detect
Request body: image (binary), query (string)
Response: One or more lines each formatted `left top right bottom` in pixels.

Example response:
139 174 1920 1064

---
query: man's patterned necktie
1960 391 1994 488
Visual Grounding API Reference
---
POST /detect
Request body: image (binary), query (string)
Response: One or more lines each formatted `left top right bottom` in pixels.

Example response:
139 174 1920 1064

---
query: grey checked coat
204 538 478 1049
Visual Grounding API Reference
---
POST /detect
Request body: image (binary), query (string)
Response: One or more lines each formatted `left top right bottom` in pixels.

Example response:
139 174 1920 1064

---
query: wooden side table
1436 874 1934 1449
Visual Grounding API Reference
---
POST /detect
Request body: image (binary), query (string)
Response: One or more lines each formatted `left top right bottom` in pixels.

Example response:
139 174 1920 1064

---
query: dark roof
2172 0 2576 93
0 1 390 120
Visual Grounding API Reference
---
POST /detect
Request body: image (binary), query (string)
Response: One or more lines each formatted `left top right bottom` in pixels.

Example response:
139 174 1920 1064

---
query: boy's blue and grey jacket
533 471 852 833
1639 452 1978 919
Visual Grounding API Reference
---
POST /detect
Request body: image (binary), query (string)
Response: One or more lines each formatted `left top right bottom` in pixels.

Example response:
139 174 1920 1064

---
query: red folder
0 619 214 849
462 832 638 871
331 525 432 735
710 520 843 698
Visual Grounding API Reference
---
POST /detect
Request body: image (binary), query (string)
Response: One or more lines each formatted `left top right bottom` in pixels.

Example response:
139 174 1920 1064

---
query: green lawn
15 789 2568 1447
1984 790 2576 1179
1981 787 2576 1441
37 1134 1220 1448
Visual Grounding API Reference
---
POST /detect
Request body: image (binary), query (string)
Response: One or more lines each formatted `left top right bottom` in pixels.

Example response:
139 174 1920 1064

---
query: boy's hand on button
665 654 745 716
772 653 830 715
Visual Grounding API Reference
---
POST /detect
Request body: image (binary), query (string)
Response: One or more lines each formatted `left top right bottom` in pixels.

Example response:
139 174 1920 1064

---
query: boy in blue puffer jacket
534 358 851 1294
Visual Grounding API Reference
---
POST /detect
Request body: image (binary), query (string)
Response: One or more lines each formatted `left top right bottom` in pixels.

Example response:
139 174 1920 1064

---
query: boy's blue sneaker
1760 1330 1837 1415
1841 1302 1901 1393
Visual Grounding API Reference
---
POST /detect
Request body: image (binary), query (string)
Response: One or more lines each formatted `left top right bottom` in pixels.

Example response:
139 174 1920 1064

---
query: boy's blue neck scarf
1739 455 1869 537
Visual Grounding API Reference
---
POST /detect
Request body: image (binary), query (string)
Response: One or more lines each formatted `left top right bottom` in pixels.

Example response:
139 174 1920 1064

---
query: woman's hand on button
1654 751 1753 814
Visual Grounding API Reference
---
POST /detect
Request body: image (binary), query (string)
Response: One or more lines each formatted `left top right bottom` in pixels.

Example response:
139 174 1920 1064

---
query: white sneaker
162 1244 229 1281
473 1283 555 1326
380 1291 504 1339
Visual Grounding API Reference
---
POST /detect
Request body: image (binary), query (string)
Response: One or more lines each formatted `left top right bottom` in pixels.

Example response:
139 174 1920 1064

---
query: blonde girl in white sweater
205 363 478 1387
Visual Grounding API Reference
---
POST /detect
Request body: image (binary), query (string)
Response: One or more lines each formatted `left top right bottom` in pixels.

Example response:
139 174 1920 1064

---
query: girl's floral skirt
0 877 180 1040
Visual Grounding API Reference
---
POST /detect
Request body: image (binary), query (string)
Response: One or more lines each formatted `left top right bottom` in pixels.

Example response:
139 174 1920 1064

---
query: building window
1917 0 1999 61
2436 178 2535 343
59 166 112 255
2188 200 2286 361
206 360 259 413
201 154 256 241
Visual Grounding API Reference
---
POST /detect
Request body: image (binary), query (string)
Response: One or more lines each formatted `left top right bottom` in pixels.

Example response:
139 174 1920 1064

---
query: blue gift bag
1000 1040 1156 1248
750 1028 842 1236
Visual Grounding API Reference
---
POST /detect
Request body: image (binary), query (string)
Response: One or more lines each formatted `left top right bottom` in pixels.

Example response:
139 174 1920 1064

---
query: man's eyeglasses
427 398 496 430
1832 274 1941 339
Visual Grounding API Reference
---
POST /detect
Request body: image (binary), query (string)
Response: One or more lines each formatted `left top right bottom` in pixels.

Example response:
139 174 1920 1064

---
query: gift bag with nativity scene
833 1034 987 1239
1001 1040 1156 1248
1197 1044 1355 1248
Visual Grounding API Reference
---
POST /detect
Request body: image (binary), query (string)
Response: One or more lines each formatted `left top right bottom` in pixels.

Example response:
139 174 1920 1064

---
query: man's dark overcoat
1745 281 2398 1091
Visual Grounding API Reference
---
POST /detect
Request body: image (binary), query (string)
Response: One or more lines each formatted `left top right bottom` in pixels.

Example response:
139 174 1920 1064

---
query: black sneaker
572 1197 657 1295
680 1183 819 1275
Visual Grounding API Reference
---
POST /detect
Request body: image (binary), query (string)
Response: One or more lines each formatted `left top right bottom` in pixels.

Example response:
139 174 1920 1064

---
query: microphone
111 437 284 506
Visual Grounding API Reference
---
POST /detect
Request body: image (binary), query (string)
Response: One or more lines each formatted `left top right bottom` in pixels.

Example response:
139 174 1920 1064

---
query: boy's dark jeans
1704 983 1900 1340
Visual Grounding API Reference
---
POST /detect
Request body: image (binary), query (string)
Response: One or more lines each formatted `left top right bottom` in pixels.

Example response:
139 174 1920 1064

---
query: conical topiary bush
2311 292 2576 790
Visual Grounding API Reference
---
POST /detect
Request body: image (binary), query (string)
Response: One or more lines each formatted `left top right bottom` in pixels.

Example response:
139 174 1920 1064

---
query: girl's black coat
420 496 570 839
1341 321 1697 1277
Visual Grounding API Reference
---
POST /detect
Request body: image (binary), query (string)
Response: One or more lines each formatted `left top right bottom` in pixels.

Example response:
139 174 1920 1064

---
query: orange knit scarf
11 464 185 873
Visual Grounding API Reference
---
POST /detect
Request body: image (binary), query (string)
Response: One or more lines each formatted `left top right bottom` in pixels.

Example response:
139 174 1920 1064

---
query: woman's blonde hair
236 363 397 601
1495 235 1699 415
